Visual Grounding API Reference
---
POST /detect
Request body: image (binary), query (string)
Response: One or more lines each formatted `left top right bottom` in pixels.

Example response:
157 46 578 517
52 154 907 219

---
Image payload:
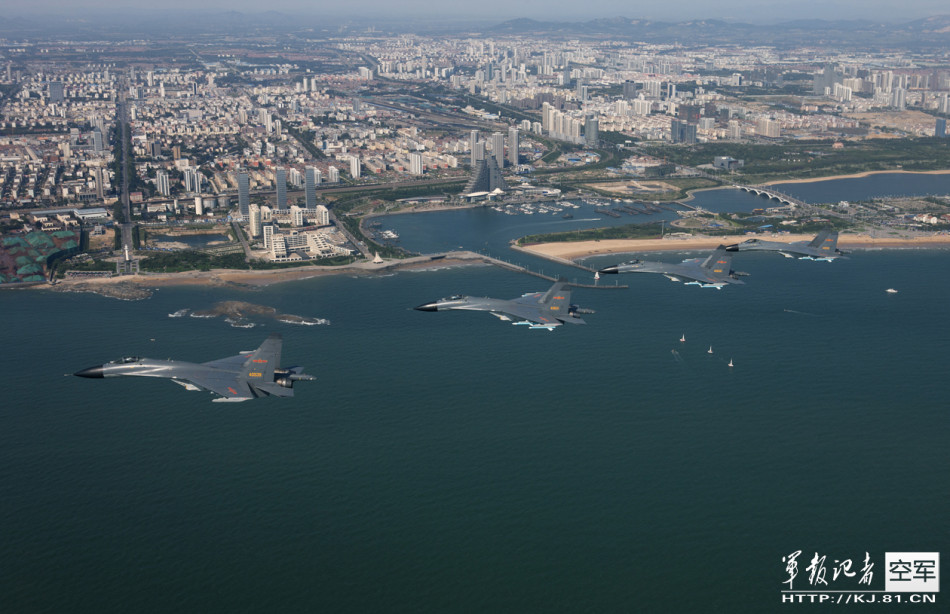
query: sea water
1 180 948 612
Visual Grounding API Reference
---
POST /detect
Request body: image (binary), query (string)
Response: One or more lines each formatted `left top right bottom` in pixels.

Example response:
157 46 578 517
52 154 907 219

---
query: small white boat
728 358 734 367
707 346 713 354
886 288 898 294
680 334 686 342
594 271 600 281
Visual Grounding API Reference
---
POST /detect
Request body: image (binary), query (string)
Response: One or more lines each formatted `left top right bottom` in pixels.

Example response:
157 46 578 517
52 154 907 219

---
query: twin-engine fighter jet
74 333 314 402
725 228 845 261
598 245 746 289
415 280 591 330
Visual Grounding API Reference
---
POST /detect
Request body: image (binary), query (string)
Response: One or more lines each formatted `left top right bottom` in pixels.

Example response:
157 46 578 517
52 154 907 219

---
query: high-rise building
755 118 781 138
275 167 287 210
194 196 204 216
249 204 262 238
349 156 361 179
939 93 950 115
622 81 638 100
492 132 505 169
584 117 599 148
238 172 250 217
469 130 479 166
670 119 698 144
508 127 520 167
891 88 906 110
183 168 195 193
288 167 302 188
94 167 105 199
262 224 274 250
474 141 486 163
157 171 170 197
409 152 424 175
92 129 103 154
290 205 304 227
464 157 507 193
314 205 330 226
49 81 64 103
328 166 339 183
813 64 841 96
728 120 743 140
305 166 318 208
936 118 948 139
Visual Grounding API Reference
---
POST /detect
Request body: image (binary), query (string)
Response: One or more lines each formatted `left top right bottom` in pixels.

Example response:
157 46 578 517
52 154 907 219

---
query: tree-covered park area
136 250 356 273
518 222 668 244
639 138 950 183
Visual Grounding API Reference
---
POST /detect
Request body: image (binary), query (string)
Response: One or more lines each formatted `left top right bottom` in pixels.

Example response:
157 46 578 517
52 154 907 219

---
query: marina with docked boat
488 197 690 219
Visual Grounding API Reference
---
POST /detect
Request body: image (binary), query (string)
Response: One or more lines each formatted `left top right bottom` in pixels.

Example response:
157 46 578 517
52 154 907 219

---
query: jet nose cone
414 302 439 312
598 266 619 275
724 244 739 251
74 365 105 378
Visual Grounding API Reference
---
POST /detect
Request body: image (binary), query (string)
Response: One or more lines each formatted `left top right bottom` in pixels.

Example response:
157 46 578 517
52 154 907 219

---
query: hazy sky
6 0 950 24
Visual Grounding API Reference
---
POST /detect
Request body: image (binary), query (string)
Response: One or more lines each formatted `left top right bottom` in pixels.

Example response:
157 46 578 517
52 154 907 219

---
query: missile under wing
725 229 845 261
598 245 746 289
74 333 315 402
414 280 590 330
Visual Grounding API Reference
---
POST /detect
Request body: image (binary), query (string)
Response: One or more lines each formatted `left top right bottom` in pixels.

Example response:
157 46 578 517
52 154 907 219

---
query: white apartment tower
249 204 262 238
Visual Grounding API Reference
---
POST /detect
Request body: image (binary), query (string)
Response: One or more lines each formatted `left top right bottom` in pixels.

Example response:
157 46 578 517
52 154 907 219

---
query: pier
411 251 627 289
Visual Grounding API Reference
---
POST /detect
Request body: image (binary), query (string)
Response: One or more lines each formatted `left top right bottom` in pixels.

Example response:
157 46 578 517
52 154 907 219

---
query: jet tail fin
539 280 570 307
809 229 839 253
539 280 567 304
540 281 588 324
701 246 734 276
241 333 281 383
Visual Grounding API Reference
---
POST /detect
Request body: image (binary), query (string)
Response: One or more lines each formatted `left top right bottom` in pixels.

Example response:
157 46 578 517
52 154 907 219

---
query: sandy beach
760 168 950 186
519 233 950 261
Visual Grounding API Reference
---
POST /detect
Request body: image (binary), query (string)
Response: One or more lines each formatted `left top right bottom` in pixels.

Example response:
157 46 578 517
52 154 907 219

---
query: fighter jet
74 333 315 402
598 245 746 289
725 228 845 261
414 280 591 330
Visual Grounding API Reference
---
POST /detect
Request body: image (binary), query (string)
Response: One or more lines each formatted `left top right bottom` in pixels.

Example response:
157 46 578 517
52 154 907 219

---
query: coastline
760 168 950 186
519 233 950 261
37 252 489 298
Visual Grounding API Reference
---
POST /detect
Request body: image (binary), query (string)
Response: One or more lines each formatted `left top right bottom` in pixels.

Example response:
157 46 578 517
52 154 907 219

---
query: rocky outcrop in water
188 301 329 326
50 281 152 300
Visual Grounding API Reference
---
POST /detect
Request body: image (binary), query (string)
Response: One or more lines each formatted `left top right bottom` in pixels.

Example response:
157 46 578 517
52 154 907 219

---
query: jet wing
192 333 285 400
493 304 560 326
201 354 250 370
174 372 254 401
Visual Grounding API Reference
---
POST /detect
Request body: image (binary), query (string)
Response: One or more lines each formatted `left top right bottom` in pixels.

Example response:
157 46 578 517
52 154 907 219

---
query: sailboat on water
728 358 734 367
679 334 686 342
707 346 713 354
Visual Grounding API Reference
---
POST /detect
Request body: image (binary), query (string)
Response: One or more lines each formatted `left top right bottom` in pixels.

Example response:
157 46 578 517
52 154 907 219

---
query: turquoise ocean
1 173 948 612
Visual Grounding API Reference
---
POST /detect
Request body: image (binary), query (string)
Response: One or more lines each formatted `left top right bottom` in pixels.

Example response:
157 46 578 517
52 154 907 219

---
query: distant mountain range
487 15 950 47
1 11 949 46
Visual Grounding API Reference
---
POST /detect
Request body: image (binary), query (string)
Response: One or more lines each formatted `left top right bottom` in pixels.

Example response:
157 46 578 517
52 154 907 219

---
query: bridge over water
733 185 811 209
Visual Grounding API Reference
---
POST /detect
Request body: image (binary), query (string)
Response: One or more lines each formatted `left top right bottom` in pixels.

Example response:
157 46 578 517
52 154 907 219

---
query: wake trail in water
783 308 819 317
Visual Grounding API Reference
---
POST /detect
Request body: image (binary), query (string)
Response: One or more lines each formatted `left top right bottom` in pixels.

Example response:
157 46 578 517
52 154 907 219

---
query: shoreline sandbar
519 233 950 261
